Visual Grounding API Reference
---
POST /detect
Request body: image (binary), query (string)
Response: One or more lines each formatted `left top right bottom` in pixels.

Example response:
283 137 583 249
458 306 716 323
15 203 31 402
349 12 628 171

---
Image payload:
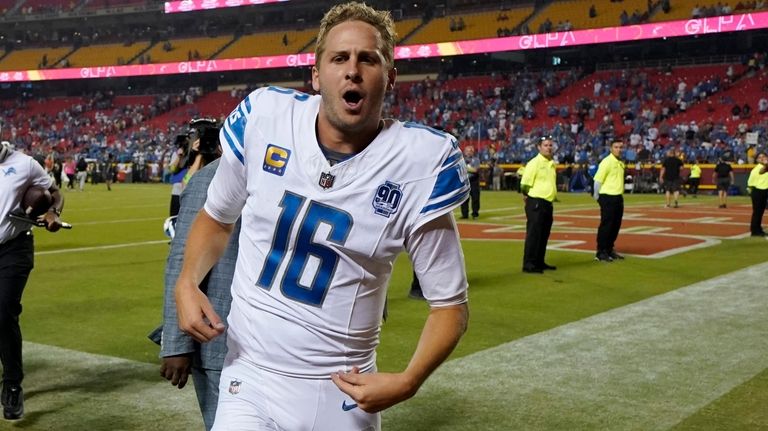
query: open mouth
342 90 363 109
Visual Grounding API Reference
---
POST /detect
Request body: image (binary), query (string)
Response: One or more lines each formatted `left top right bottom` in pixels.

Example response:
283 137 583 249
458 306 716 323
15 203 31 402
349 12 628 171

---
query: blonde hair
315 2 397 69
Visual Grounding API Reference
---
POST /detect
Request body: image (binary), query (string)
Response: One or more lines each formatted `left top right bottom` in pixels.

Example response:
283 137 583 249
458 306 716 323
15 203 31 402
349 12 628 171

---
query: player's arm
332 214 468 413
175 209 234 342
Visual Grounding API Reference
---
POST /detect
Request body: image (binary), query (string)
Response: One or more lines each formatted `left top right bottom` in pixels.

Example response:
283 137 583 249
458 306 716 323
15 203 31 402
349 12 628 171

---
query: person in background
593 141 626 262
747 152 768 237
168 134 190 217
104 154 116 191
75 156 88 192
0 141 64 421
688 159 701 198
63 157 75 190
520 136 557 274
712 157 734 208
660 149 683 208
460 145 481 219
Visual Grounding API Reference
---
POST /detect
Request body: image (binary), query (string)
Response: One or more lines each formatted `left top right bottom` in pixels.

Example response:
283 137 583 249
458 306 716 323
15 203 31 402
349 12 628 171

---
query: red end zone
458 204 754 258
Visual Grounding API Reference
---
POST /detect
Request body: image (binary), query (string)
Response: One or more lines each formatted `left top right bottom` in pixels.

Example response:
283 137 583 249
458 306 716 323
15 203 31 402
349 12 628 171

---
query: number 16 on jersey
256 191 353 307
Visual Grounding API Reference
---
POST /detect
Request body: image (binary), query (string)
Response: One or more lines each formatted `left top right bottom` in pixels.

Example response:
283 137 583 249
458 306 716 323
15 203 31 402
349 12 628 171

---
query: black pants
597 194 624 254
461 176 480 218
688 177 700 195
0 232 34 385
750 188 767 235
170 194 181 218
523 197 553 269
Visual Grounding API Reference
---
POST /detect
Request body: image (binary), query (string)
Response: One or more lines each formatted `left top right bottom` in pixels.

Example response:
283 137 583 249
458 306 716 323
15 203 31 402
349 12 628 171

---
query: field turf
5 184 766 430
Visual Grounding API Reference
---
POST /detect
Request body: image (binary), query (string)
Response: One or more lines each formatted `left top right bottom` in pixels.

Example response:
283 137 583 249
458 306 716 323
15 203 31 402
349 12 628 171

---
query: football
21 186 53 218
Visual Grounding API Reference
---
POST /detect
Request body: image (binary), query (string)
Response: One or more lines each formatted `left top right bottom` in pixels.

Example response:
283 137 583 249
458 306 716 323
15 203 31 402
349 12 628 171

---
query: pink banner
2 12 766 83
164 0 288 14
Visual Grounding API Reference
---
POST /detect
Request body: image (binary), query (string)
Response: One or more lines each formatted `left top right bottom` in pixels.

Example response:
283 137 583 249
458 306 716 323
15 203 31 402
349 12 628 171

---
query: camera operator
167 118 220 217
182 118 221 186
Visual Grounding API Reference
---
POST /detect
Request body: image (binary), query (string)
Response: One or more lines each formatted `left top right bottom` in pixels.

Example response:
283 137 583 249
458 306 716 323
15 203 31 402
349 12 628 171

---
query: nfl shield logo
319 172 335 189
229 379 242 395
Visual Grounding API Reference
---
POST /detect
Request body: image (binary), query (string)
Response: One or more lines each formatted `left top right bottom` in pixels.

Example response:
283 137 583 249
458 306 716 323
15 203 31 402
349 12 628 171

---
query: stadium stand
528 0 656 33
220 29 318 58
650 0 768 22
143 36 232 63
404 8 533 44
0 46 72 70
0 0 765 182
66 41 151 67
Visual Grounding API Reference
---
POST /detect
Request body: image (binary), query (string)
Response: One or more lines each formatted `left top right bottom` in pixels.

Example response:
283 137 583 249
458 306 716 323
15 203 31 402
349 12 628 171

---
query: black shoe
522 265 544 274
2 383 23 420
408 289 426 300
608 251 625 260
541 263 557 270
595 252 614 262
751 232 766 237
472 214 478 220
459 215 469 219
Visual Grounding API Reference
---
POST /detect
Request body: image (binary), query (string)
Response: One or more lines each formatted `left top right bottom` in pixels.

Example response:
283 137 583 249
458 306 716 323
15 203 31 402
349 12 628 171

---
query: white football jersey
205 86 470 378
0 151 52 243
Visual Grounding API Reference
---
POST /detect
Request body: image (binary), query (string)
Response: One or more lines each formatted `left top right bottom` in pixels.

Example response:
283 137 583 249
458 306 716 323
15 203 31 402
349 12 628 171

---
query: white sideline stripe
385 262 768 430
21 342 202 430
35 240 167 255
75 217 166 226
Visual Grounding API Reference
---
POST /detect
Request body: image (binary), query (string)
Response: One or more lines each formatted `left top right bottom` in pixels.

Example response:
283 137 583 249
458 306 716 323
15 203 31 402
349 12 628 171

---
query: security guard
747 152 768 237
520 136 557 273
593 141 625 262
688 159 701 197
0 141 64 420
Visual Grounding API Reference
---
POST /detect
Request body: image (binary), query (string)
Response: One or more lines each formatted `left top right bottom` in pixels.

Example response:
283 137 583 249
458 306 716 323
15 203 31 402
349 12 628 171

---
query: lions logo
372 181 403 218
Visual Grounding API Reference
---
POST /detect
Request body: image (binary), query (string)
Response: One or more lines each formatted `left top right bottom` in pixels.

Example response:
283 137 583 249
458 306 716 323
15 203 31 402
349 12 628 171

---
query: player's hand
42 211 62 232
160 354 192 389
331 367 418 413
175 278 225 343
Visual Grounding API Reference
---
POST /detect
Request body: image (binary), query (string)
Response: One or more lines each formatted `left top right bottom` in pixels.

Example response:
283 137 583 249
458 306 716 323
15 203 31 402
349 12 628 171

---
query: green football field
5 184 767 430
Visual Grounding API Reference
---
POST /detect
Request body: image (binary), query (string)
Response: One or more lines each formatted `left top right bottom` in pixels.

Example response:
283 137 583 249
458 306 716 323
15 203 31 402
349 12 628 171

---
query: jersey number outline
256 191 352 306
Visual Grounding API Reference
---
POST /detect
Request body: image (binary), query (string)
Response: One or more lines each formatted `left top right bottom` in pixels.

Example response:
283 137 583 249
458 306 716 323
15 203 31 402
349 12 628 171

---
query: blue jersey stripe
228 106 247 149
441 152 462 168
221 127 245 165
243 96 252 113
403 122 447 138
429 164 467 200
421 187 469 214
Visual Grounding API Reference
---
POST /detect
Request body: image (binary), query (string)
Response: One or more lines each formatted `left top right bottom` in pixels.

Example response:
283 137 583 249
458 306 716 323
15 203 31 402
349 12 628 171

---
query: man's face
312 20 396 135
759 154 768 165
610 142 623 158
539 139 554 159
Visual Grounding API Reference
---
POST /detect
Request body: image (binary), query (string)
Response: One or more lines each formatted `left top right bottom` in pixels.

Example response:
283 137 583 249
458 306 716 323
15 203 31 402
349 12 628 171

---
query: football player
175 3 470 430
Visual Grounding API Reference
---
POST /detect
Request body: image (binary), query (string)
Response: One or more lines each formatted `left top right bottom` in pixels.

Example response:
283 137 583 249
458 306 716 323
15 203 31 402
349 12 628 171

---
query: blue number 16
256 191 353 306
